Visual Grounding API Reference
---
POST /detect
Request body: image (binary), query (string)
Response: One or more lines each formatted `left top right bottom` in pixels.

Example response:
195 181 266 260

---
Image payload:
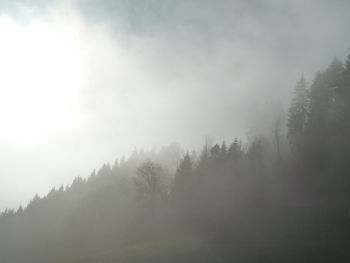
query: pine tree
287 75 309 152
229 137 242 161
302 59 344 169
340 54 350 113
173 153 193 199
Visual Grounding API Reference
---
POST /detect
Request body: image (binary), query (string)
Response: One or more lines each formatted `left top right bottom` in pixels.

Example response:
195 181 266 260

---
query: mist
0 1 350 262
0 0 348 211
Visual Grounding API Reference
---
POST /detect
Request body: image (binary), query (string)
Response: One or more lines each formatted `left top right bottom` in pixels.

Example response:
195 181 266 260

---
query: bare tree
134 161 164 211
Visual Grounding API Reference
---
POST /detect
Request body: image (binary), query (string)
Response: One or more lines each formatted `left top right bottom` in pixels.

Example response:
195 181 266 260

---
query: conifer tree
173 153 193 199
287 75 309 153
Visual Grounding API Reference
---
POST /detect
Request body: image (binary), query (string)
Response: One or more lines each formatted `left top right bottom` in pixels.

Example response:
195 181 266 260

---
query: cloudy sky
0 0 349 210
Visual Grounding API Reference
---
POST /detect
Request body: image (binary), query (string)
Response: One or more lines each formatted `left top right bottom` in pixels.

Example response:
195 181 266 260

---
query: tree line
1 54 350 262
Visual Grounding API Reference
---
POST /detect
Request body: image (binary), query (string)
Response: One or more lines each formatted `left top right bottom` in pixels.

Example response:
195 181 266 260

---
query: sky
0 0 350 210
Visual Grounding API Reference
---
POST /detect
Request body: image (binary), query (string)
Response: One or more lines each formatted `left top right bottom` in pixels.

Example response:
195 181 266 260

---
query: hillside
1 54 350 262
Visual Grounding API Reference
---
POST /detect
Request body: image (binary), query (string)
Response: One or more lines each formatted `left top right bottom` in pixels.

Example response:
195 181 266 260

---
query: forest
1 54 350 262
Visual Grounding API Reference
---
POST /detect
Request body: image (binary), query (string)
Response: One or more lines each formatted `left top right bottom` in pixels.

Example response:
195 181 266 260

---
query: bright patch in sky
0 16 83 142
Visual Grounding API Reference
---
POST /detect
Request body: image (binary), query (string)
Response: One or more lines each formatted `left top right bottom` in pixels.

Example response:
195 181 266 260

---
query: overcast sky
0 0 349 210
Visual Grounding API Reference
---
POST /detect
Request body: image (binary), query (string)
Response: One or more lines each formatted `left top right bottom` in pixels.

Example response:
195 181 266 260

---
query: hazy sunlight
0 16 83 142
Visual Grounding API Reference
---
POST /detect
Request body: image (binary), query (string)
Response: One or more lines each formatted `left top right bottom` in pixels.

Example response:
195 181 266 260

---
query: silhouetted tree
173 153 193 201
135 161 164 212
287 75 308 153
305 59 343 169
228 137 243 161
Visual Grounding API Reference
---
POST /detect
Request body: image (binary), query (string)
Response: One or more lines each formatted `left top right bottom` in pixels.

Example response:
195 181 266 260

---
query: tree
135 161 164 211
305 59 344 168
173 153 193 200
287 75 308 153
210 144 221 160
273 115 283 161
247 138 264 165
228 137 243 161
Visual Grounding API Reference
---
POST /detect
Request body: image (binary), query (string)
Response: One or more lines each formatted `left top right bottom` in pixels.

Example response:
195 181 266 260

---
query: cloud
0 0 350 210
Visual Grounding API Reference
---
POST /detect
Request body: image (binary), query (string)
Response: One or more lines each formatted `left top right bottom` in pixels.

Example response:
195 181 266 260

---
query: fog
1 1 350 262
0 0 349 211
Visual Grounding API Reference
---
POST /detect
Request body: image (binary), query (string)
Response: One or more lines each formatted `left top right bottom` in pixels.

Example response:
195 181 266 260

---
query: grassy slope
61 207 350 262
63 238 350 263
